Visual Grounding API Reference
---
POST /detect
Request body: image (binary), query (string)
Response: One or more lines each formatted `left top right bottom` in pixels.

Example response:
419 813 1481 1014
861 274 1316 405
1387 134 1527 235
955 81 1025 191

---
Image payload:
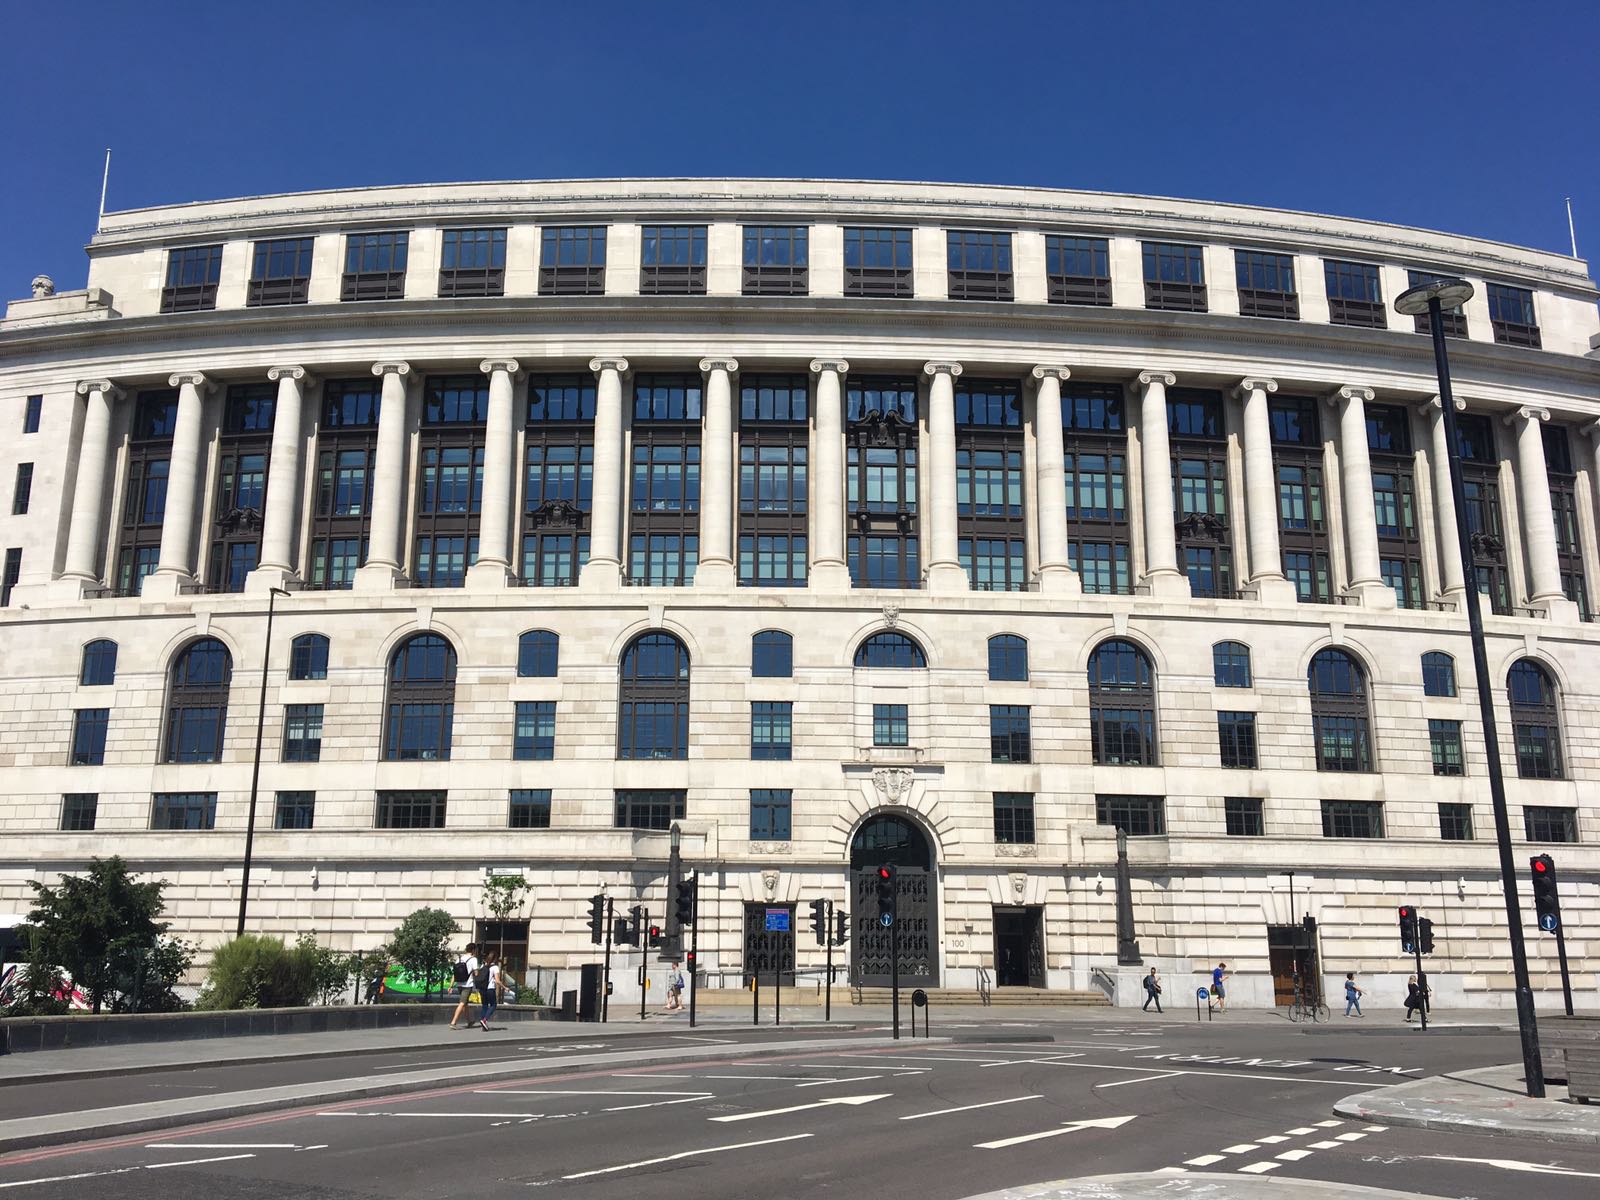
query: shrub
388 908 460 998
194 934 318 1010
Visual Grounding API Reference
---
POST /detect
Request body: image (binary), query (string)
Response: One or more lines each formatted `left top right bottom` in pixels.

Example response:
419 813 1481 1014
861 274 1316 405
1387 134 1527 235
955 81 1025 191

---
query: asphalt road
1 1019 1595 1199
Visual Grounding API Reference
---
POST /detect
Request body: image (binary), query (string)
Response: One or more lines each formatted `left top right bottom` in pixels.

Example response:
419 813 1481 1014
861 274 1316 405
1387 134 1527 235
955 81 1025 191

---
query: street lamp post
1394 278 1544 1097
237 585 292 938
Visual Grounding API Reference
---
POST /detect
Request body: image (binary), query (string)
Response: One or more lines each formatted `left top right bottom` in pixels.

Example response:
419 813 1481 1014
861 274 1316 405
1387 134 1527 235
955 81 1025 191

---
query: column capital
75 378 121 398
1420 393 1467 414
168 370 214 392
1326 384 1374 407
1030 365 1072 383
922 360 963 378
267 365 313 384
589 356 630 376
809 358 850 375
371 361 411 379
1234 376 1278 399
1585 419 1600 441
1504 405 1551 426
1137 370 1176 389
479 358 522 378
698 357 740 375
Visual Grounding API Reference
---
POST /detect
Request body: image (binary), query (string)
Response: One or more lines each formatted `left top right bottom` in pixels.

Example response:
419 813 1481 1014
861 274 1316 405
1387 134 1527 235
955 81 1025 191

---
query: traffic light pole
688 874 699 1029
602 897 613 1024
639 906 649 1022
1555 921 1574 1016
1412 912 1427 1032
825 899 833 1023
890 907 900 1042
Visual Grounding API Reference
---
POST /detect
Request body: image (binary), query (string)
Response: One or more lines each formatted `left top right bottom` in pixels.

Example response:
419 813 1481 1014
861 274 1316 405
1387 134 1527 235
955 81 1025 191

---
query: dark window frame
342 230 409 301
752 630 793 678
1142 242 1207 311
1308 649 1374 773
1213 641 1252 688
615 788 687 831
1089 639 1157 766
1217 710 1258 769
1224 796 1264 837
151 792 218 831
854 631 927 668
1487 282 1540 348
1321 800 1385 839
438 228 507 297
275 790 316 830
1429 718 1465 777
513 700 556 761
80 639 118 686
1096 794 1166 836
872 702 910 747
517 630 560 677
617 632 690 760
1271 395 1332 604
1323 259 1387 328
844 227 913 297
1439 802 1474 841
639 225 708 295
61 792 98 831
750 701 793 761
1408 270 1469 339
989 704 1031 763
1045 235 1111 305
742 225 809 295
1235 249 1299 319
540 226 607 296
163 638 232 764
376 790 447 829
987 634 1028 682
1508 659 1563 780
1170 389 1234 598
522 373 596 587
739 373 809 588
1523 805 1578 844
309 379 380 590
247 237 314 306
290 633 330 681
509 789 552 829
71 708 109 766
383 633 457 762
161 244 223 312
750 789 792 841
847 376 920 589
946 229 1013 301
282 703 324 763
993 792 1035 844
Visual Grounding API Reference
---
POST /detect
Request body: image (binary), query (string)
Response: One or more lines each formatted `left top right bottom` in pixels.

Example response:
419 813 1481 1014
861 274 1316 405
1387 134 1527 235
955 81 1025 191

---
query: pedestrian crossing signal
1530 854 1560 933
648 924 663 949
875 864 897 921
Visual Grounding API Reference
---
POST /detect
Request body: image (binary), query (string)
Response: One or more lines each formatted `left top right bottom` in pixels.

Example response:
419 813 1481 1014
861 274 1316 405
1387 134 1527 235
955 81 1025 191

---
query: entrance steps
680 985 1108 1008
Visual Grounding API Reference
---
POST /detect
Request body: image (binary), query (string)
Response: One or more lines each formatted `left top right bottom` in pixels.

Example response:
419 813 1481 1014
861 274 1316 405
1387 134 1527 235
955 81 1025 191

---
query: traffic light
675 877 697 927
1531 854 1561 932
834 909 849 946
587 894 606 945
1418 917 1435 956
1397 905 1417 954
648 924 663 949
614 916 636 947
809 898 827 945
876 864 897 921
685 950 697 972
629 905 644 946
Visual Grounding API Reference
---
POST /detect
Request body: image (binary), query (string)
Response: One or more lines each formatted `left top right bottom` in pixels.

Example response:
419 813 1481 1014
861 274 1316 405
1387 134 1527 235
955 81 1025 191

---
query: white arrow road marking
562 1133 812 1180
975 1114 1137 1149
901 1095 1043 1121
709 1093 892 1122
1422 1156 1600 1179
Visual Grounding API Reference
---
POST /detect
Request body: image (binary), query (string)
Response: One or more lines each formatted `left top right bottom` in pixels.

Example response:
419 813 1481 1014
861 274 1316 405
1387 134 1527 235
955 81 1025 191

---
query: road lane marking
981 1054 1085 1068
1284 1127 1317 1135
318 1110 543 1118
1276 1149 1313 1162
1362 1125 1388 1132
899 1095 1043 1121
603 1096 714 1112
670 1035 738 1044
481 1089 710 1097
974 1114 1137 1150
0 1169 141 1190
1183 1154 1226 1166
1335 1132 1367 1142
1315 1119 1344 1127
144 1143 300 1150
1023 1058 1359 1087
709 1093 891 1122
1308 1140 1343 1149
1220 1144 1259 1154
1094 1071 1182 1089
1421 1155 1600 1179
1257 1135 1289 1144
700 1074 834 1082
795 1076 879 1087
562 1133 813 1180
144 1156 256 1170
611 1072 694 1078
1238 1162 1279 1174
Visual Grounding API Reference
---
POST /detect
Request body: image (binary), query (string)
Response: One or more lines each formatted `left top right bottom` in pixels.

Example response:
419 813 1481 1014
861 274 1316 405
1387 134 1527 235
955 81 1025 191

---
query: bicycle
1287 977 1331 1023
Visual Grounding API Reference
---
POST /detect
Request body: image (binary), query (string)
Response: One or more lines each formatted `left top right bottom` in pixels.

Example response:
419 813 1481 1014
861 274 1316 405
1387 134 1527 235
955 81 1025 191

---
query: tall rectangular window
1429 718 1464 776
1217 711 1257 768
751 701 793 760
540 226 607 295
946 230 1013 301
71 708 109 765
1367 403 1424 608
282 704 324 763
873 703 909 747
1170 389 1233 597
509 789 552 829
1224 796 1264 837
1235 250 1299 319
993 792 1035 844
342 231 409 301
1064 383 1131 594
739 374 808 588
989 705 1031 763
208 384 274 594
248 237 314 306
414 375 488 588
629 374 701 587
118 389 176 596
61 793 98 831
844 227 912 297
274 791 315 830
522 374 595 587
640 225 707 295
1544 424 1590 619
12 463 32 515
1487 282 1540 348
1045 235 1110 305
1143 242 1207 311
615 789 686 831
1321 800 1384 839
512 701 556 761
23 394 42 434
743 226 808 295
1271 396 1331 604
376 790 447 829
1096 794 1166 836
847 377 920 589
162 244 223 312
1324 260 1386 327
152 792 217 831
1439 802 1474 841
750 789 792 841
439 228 507 297
309 378 379 590
1408 270 1468 338
956 380 1026 591
1523 806 1577 843
1457 413 1511 614
0 547 18 607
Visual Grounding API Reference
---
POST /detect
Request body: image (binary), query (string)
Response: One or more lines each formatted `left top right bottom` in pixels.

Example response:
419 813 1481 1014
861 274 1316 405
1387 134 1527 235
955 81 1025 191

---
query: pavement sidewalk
1336 1061 1600 1145
962 1172 1452 1199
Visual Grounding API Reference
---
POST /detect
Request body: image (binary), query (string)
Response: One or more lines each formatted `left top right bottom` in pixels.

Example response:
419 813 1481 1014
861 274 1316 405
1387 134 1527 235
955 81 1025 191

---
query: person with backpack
448 942 480 1028
476 951 500 1030
665 961 686 1011
1142 967 1163 1013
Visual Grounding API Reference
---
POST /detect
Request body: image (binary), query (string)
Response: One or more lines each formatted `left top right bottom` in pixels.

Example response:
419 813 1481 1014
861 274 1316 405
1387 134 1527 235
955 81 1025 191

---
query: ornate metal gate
849 813 939 987
742 903 795 986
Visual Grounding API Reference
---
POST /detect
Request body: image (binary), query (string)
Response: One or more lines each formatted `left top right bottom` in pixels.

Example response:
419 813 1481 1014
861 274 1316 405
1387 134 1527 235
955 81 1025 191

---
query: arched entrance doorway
849 812 938 987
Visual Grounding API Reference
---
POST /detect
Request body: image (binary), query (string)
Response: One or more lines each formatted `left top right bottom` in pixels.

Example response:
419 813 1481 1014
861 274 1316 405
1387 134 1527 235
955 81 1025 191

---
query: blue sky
3 1 1597 296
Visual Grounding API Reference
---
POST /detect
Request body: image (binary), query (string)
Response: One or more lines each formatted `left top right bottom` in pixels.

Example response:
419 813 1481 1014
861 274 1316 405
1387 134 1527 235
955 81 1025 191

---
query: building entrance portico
849 812 938 987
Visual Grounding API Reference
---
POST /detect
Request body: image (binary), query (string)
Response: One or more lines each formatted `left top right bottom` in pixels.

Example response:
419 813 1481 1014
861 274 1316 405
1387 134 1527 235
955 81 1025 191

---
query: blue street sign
880 912 894 928
764 909 791 932
1541 912 1560 932
1196 987 1209 999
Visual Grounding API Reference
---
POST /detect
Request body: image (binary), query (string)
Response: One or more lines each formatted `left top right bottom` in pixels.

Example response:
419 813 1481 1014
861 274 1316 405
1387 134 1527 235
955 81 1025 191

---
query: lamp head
1395 276 1474 317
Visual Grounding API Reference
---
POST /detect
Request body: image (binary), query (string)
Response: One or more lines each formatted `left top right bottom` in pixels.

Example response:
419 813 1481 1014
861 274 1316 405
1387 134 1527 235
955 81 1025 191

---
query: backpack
452 959 470 984
473 963 492 991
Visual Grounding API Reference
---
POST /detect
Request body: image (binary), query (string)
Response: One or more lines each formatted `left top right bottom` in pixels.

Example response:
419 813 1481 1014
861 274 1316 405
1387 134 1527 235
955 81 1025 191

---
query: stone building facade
1 178 1598 1008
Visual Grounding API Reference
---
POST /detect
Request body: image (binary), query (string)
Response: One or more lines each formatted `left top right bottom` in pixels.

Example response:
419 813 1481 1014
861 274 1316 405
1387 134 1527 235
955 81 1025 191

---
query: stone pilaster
1235 377 1297 605
580 357 630 590
1136 370 1189 597
695 357 739 589
1508 405 1578 622
1030 366 1081 594
923 360 967 592
1422 396 1467 607
60 379 121 591
466 358 521 589
143 371 212 598
248 365 313 592
354 361 411 591
1327 385 1394 609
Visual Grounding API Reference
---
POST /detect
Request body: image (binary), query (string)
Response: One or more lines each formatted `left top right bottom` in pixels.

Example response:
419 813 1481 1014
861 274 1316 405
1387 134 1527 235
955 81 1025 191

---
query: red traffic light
1533 859 1549 873
685 951 696 965
1398 906 1411 917
649 925 661 937
878 866 892 880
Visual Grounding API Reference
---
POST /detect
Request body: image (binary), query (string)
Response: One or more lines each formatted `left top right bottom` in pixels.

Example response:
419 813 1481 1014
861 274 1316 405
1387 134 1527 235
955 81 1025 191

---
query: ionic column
467 358 521 588
695 357 739 589
1423 396 1467 605
1328 385 1393 608
580 357 629 590
923 360 966 592
355 361 411 590
1508 405 1576 620
144 370 212 597
1234 376 1297 604
1136 370 1188 596
62 379 121 589
808 359 850 590
248 366 312 592
1030 366 1081 595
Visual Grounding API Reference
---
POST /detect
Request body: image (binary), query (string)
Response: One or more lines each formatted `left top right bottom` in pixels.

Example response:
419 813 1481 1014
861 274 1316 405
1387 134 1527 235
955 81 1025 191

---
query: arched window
1508 659 1562 779
1088 639 1156 765
384 633 456 761
80 639 119 686
1212 641 1251 688
618 632 690 759
1421 651 1456 697
987 634 1028 682
853 631 926 668
752 630 792 678
1308 648 1372 772
517 630 560 678
289 633 329 681
164 638 232 763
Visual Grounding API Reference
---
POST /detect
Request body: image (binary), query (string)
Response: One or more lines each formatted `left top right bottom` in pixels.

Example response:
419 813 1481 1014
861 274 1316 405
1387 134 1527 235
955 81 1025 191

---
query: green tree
195 934 318 1010
25 856 169 1014
297 934 357 1005
481 874 532 966
389 908 460 998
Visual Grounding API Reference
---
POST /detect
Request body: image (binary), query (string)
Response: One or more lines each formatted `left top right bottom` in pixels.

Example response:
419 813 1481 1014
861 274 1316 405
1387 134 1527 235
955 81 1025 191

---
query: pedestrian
477 951 500 1030
1404 974 1422 1022
1142 967 1163 1013
1211 962 1229 1012
448 942 480 1029
665 961 686 1011
1344 972 1363 1017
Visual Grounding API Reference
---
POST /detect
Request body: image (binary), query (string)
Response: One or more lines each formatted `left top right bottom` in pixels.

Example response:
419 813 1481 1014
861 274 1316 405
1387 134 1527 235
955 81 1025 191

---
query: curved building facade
1 178 1598 1007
